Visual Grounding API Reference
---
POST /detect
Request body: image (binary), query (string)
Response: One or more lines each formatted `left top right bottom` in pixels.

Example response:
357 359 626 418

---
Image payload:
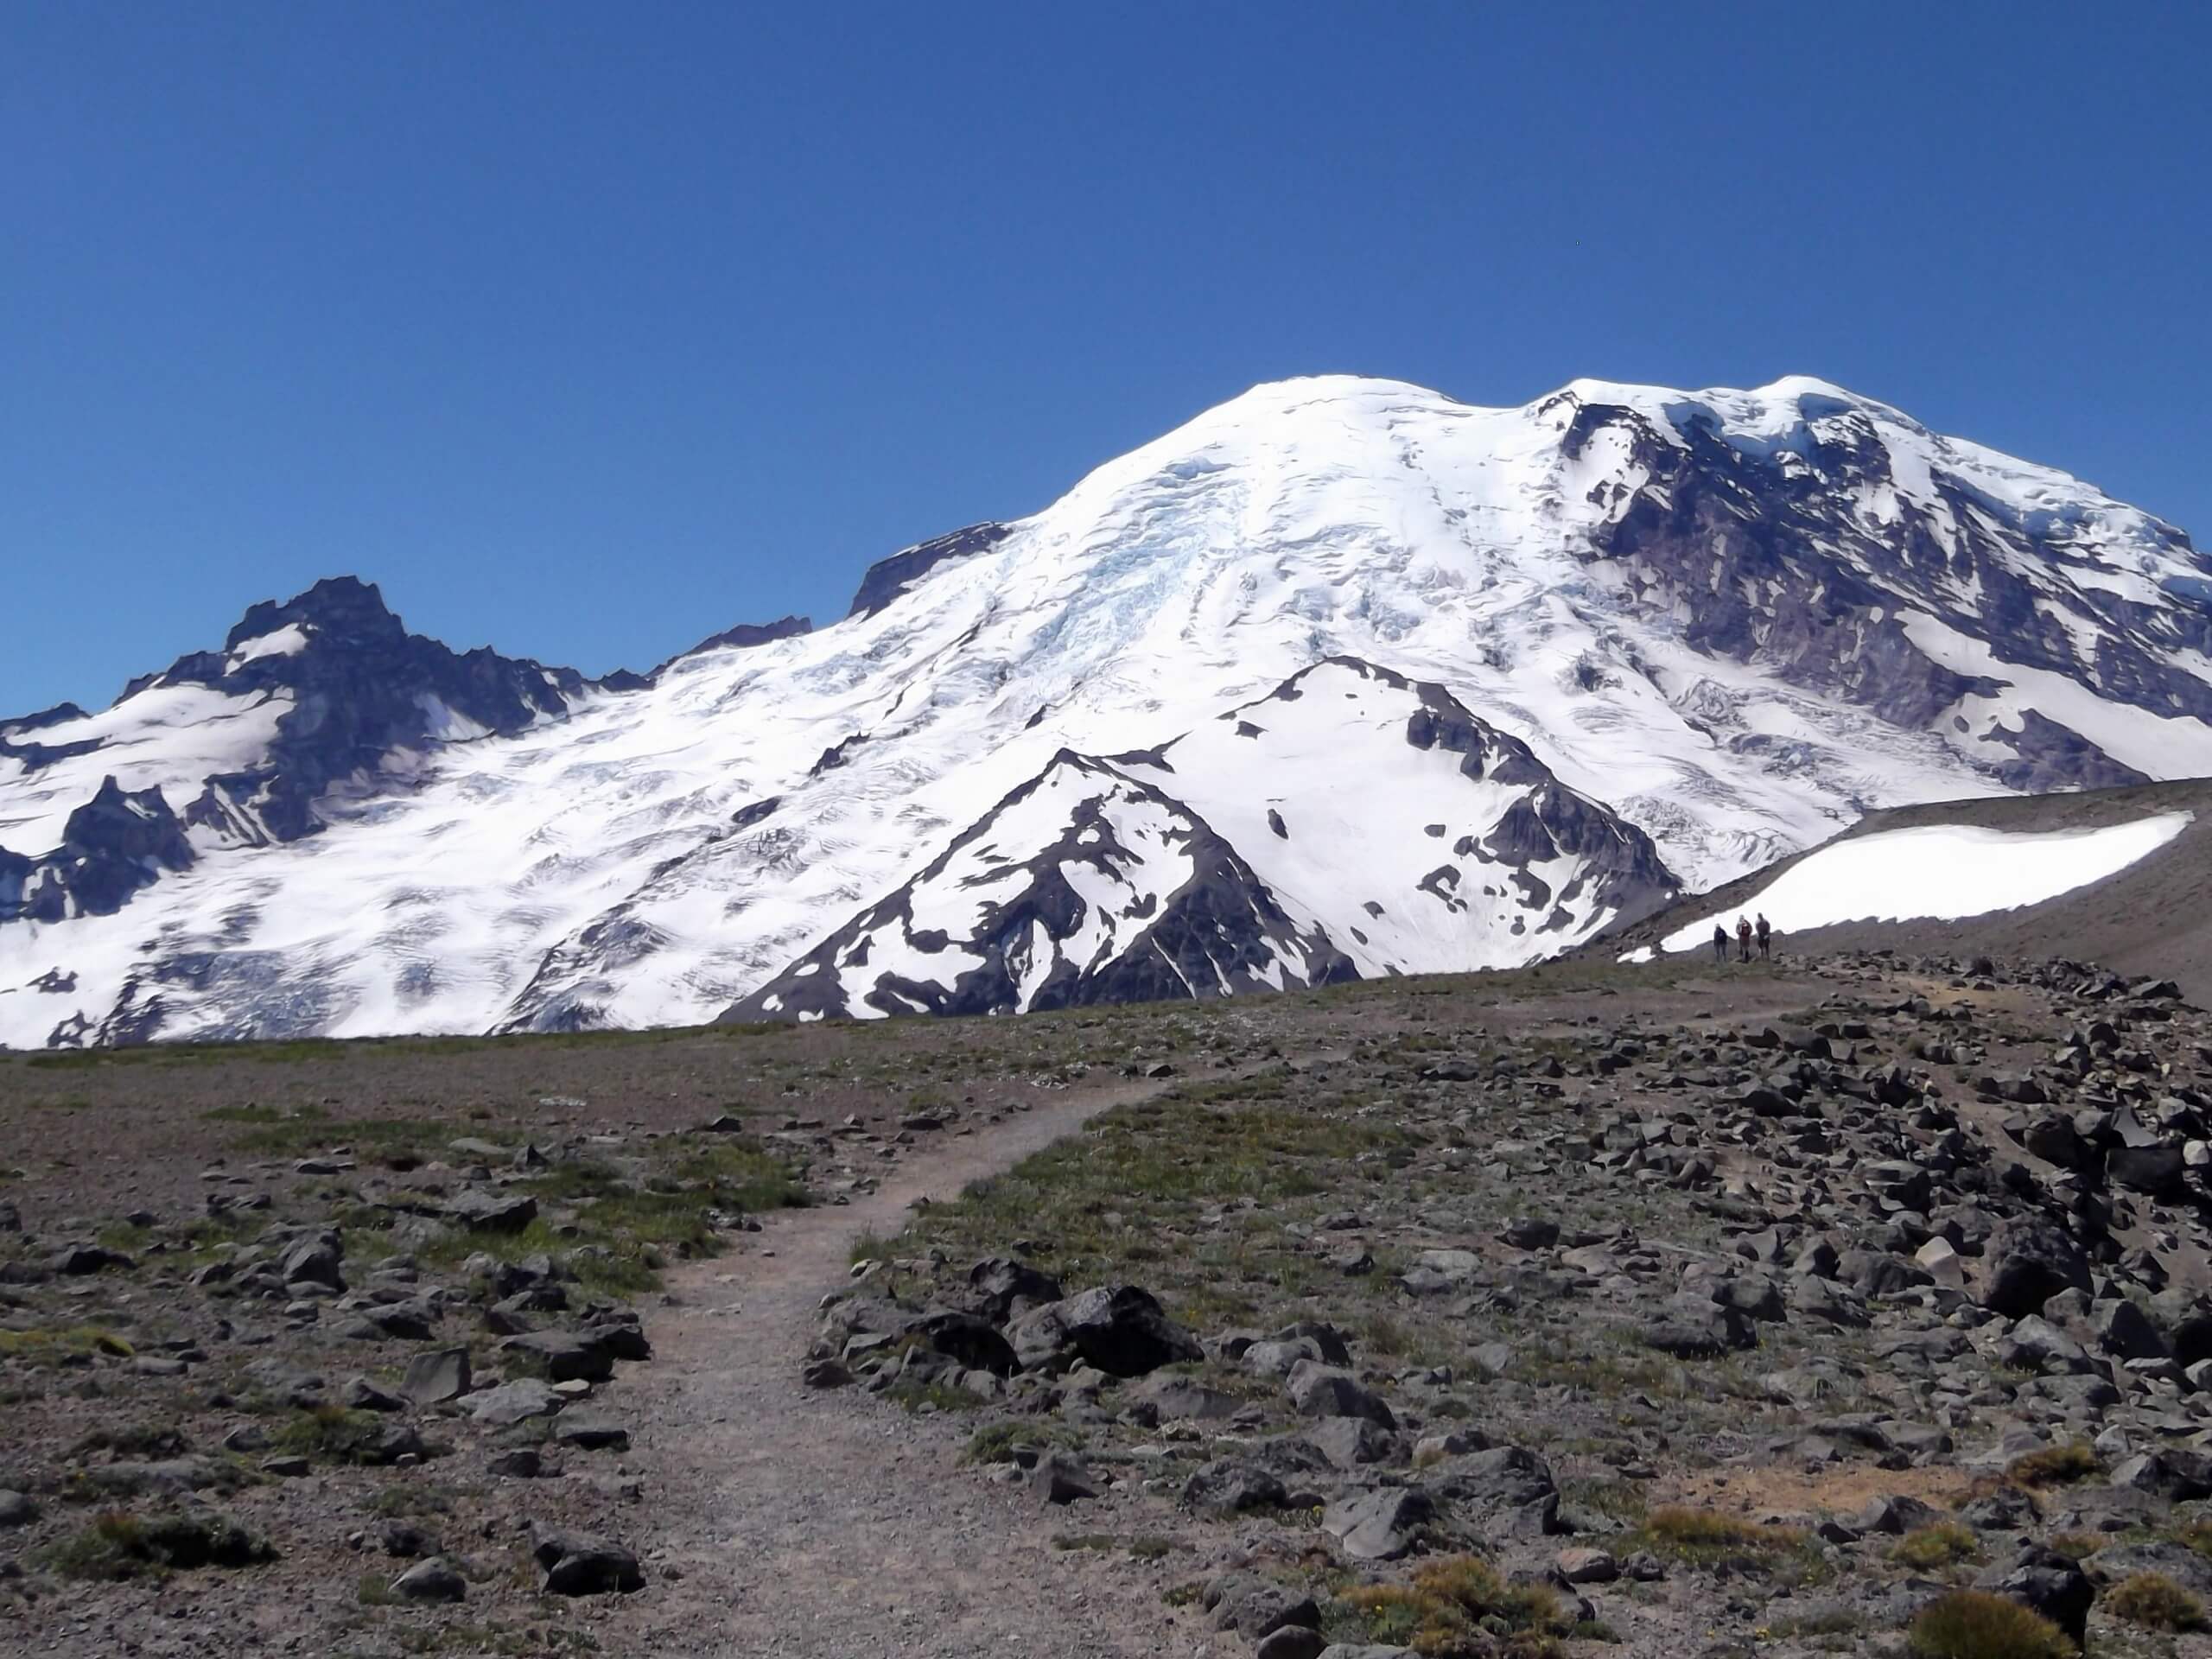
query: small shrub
2005 1442 2097 1488
1339 1554 1567 1656
1907 1589 2072 1659
40 1510 274 1580
1892 1521 1981 1571
273 1404 389 1465
1637 1504 1804 1562
2106 1570 2204 1630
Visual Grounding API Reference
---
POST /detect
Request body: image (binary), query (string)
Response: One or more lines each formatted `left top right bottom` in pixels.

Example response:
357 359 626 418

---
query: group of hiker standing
1713 912 1773 963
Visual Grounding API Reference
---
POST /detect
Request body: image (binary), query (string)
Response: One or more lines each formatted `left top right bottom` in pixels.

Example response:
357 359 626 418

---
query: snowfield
1656 812 2195 953
5 372 2212 1045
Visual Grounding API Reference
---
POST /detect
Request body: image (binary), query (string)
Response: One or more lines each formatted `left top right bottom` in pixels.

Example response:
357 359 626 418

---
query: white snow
1658 812 2193 953
226 623 314 671
0 683 290 857
4 371 2211 1046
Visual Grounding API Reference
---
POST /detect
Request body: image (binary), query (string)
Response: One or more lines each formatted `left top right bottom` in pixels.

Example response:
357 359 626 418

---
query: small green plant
1338 1554 1567 1657
273 1404 389 1465
0 1325 134 1361
2005 1441 2097 1488
1906 1589 2071 1659
2106 1570 2204 1630
1636 1504 1804 1561
1891 1521 1981 1571
39 1510 274 1580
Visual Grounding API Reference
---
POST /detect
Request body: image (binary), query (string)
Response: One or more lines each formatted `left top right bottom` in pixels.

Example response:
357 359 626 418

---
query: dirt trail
598 1086 1197 1658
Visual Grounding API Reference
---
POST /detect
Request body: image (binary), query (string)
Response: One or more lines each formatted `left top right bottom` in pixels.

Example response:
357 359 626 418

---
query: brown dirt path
592 1085 1203 1657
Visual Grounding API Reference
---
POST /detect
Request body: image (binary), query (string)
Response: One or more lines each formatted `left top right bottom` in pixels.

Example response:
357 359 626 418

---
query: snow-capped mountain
728 658 1677 1020
4 372 2211 1046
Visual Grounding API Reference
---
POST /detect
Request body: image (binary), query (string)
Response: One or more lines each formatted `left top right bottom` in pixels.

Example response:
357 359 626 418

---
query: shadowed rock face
156 576 592 847
725 751 1357 1023
3 779 195 923
846 523 1010 619
0 579 795 930
1567 396 2212 772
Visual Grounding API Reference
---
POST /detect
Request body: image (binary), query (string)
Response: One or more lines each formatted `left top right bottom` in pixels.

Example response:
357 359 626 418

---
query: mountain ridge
5 372 2210 1046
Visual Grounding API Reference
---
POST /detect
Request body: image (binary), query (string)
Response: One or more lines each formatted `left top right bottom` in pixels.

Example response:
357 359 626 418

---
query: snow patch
1659 812 2192 953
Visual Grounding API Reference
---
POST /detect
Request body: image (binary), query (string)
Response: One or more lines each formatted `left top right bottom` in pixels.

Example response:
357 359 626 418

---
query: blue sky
4 3 2208 714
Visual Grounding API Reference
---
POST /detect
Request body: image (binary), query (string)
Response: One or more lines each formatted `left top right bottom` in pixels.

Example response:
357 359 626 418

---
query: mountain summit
4 374 2210 1046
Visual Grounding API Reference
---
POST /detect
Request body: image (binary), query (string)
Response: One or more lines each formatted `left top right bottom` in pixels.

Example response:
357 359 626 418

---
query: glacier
3 372 2210 1046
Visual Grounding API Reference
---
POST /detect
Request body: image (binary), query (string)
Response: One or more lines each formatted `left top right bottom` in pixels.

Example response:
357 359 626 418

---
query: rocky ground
7 952 2212 1656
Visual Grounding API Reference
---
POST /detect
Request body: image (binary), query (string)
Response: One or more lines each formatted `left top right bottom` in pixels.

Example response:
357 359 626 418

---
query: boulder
468 1377 563 1426
1978 1217 2090 1318
1286 1360 1397 1429
1322 1486 1435 1560
1974 1544 2093 1646
501 1329 615 1383
1183 1459 1289 1516
443 1189 539 1233
1030 1451 1100 1506
906 1311 1020 1377
401 1346 472 1406
1056 1284 1203 1376
391 1558 467 1602
534 1531 644 1597
966 1256 1064 1322
280 1233 345 1293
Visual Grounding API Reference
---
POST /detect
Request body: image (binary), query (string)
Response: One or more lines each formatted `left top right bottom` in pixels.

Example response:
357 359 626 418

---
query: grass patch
415 1137 804 1295
0 1324 134 1361
272 1405 392 1465
39 1510 274 1580
1907 1589 2071 1658
2107 1570 2204 1630
2005 1441 2097 1488
1338 1554 1567 1657
855 1093 1411 1327
1633 1504 1806 1562
1891 1521 1981 1571
202 1103 309 1125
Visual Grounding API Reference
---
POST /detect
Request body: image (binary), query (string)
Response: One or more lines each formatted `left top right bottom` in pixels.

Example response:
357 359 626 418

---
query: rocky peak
225 575 407 654
847 523 1009 619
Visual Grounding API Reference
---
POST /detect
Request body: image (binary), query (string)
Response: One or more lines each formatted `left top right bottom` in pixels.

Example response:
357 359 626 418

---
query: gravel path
597 1087 1199 1657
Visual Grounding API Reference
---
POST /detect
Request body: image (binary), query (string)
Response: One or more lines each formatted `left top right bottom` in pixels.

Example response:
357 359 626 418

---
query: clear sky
4 3 2208 715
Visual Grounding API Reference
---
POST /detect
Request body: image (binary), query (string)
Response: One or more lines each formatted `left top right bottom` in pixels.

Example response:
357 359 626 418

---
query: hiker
1756 912 1772 961
1712 923 1728 963
1736 916 1753 963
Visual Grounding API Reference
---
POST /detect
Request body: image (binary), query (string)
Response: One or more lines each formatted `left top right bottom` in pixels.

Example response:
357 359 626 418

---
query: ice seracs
3 372 2211 1045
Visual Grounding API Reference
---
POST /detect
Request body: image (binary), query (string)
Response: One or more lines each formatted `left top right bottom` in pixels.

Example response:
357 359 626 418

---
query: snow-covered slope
727 658 1677 1020
1652 812 2194 953
4 372 2211 1046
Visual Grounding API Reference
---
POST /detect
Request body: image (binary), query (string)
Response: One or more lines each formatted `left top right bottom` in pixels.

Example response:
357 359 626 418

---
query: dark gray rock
1287 1360 1397 1429
467 1377 562 1426
1978 1217 2090 1318
401 1345 472 1406
1182 1459 1288 1516
443 1189 538 1233
1322 1486 1436 1560
1030 1451 1100 1505
1975 1544 2093 1646
533 1531 644 1597
391 1558 467 1603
